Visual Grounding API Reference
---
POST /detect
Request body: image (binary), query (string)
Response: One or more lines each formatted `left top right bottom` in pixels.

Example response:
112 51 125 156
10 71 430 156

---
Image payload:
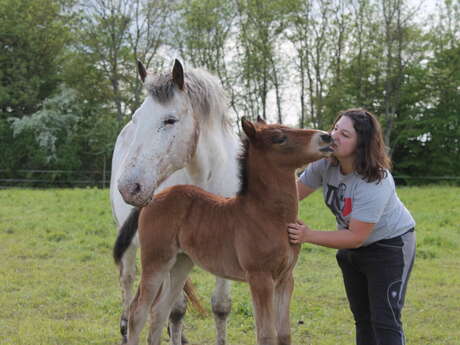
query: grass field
1 186 459 345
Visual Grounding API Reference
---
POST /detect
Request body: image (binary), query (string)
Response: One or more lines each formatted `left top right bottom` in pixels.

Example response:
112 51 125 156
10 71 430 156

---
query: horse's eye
164 118 178 126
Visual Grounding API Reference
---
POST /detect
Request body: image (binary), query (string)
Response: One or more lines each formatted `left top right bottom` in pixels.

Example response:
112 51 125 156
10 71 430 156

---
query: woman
287 109 415 345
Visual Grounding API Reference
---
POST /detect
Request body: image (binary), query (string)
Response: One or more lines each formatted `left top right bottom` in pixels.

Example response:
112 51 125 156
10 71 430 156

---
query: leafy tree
171 0 241 118
75 0 173 124
0 0 70 119
236 0 289 121
323 1 429 152
392 0 460 183
286 0 351 128
10 87 80 163
1 0 459 185
0 118 46 171
0 0 72 176
75 0 133 124
174 0 236 74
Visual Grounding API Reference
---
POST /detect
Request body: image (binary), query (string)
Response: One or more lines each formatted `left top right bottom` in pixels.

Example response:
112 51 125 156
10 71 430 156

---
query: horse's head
118 60 199 207
241 117 334 168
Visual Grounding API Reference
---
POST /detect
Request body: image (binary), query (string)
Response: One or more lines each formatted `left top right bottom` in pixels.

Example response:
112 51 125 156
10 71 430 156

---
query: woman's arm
297 180 316 201
287 218 374 249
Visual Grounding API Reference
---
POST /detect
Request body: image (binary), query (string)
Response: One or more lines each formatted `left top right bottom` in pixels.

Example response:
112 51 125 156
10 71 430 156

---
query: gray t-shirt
299 158 415 246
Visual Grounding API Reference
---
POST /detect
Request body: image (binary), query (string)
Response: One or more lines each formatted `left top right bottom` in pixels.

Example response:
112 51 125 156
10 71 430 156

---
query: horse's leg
274 274 294 345
211 277 232 345
148 254 194 345
119 241 138 341
247 272 277 345
126 268 168 345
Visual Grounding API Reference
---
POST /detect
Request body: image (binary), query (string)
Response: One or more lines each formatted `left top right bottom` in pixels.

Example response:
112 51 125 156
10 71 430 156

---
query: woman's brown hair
331 108 392 183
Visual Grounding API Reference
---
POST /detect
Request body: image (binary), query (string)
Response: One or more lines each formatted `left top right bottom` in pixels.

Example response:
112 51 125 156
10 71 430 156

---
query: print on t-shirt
325 183 352 229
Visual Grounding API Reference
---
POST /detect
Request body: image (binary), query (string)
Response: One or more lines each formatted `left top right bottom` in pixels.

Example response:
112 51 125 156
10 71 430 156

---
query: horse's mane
145 67 233 131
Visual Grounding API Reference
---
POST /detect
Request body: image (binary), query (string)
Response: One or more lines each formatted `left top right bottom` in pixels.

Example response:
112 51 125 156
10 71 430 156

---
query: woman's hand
288 218 374 249
287 219 311 244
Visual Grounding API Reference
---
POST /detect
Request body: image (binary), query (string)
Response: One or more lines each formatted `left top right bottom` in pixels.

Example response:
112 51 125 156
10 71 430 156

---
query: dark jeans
336 230 416 345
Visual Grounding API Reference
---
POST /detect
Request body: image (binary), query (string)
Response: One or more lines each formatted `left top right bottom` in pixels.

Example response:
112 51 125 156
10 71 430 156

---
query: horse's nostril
132 183 141 195
321 134 332 143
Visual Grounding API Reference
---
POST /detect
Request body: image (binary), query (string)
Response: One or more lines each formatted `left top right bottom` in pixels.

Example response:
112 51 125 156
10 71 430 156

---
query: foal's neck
243 152 299 221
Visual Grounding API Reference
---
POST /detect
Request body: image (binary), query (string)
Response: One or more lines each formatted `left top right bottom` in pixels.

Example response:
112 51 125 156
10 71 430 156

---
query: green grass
1 186 459 345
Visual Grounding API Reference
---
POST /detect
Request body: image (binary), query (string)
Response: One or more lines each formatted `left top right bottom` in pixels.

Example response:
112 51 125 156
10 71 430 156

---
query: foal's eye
163 118 178 126
271 135 287 144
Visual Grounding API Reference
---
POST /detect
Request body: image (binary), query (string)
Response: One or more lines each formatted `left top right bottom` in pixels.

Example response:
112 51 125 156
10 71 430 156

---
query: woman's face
331 116 358 159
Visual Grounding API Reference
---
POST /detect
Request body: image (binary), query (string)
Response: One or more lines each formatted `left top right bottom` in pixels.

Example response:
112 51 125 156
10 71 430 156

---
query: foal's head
241 117 333 169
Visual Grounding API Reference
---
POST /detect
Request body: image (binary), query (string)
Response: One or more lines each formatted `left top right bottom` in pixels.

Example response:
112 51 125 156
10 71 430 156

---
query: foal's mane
145 67 232 131
237 138 250 196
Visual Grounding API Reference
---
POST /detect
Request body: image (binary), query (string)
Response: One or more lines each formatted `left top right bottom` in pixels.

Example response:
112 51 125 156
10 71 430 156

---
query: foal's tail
113 207 140 265
184 278 206 315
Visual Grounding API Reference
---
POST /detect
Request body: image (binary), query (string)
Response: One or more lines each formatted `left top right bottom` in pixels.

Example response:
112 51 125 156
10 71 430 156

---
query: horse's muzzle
118 179 151 207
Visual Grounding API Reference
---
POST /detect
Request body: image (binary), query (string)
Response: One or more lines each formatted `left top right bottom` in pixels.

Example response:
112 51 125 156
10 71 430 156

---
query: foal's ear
241 117 257 140
256 115 266 124
172 59 185 90
137 59 147 83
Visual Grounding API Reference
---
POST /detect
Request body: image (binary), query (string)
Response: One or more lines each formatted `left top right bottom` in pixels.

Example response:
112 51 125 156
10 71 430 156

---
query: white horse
110 59 240 345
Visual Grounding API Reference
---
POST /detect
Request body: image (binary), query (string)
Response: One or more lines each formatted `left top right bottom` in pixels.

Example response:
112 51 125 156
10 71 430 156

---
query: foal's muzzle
320 133 332 143
319 133 334 153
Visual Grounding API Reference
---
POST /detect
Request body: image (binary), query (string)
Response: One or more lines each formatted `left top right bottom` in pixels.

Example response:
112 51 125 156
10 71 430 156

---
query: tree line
1 0 459 186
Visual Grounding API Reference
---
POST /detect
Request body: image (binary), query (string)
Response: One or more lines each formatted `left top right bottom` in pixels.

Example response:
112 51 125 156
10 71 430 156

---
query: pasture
1 186 459 345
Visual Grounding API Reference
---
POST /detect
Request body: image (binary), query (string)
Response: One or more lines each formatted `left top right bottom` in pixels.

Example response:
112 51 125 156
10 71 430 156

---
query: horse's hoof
120 317 128 336
181 334 189 344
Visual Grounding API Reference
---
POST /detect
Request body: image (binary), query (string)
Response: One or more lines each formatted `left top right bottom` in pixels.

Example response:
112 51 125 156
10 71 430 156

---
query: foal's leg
274 274 294 345
148 254 194 345
119 241 138 341
126 268 169 345
212 277 232 345
247 272 277 345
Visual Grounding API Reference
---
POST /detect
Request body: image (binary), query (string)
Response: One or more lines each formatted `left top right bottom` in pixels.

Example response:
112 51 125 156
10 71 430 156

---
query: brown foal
116 118 333 345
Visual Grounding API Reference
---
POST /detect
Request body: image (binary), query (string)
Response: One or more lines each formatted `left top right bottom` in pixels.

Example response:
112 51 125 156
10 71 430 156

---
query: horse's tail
183 278 206 315
113 207 140 265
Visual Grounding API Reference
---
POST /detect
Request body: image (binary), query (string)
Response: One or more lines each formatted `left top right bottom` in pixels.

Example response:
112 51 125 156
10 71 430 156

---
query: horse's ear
172 59 185 90
137 59 147 83
256 116 266 124
241 117 256 140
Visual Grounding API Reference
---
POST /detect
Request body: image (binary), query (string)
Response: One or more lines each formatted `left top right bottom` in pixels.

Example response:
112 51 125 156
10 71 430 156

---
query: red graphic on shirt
342 198 352 217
